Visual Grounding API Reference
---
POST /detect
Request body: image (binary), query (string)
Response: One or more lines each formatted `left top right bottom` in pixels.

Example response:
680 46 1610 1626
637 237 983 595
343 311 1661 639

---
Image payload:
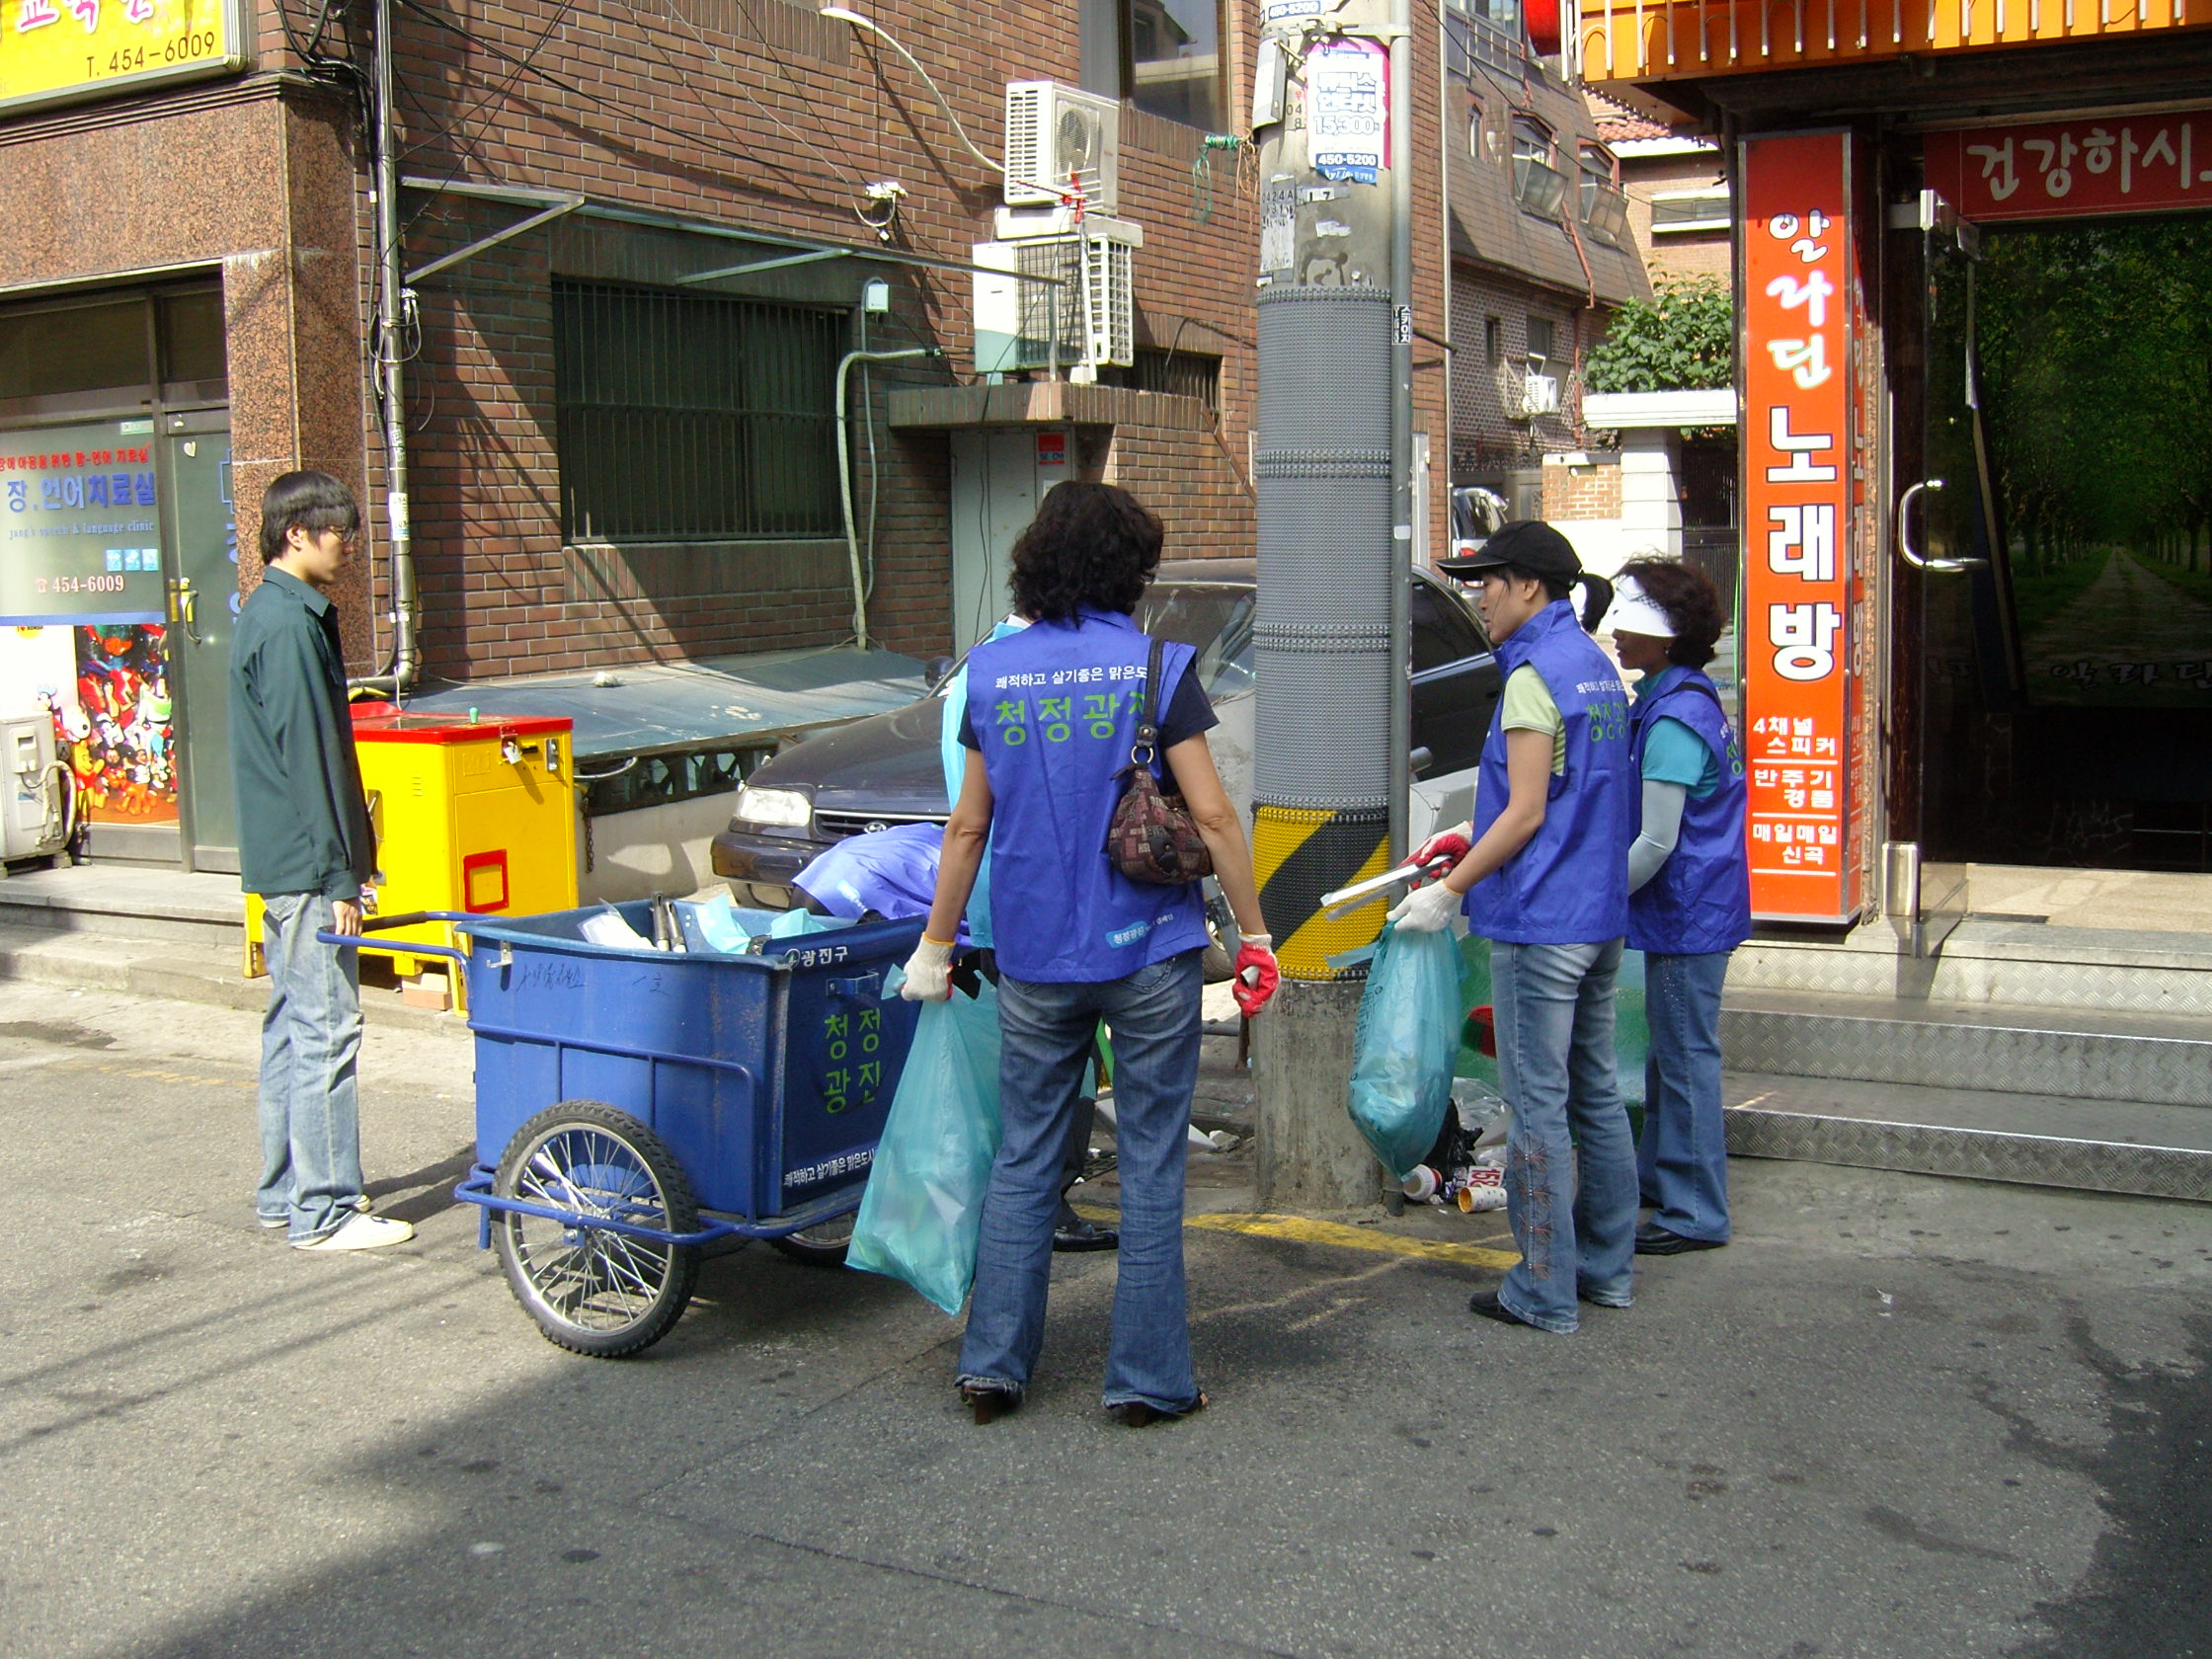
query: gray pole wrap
1255 285 1395 813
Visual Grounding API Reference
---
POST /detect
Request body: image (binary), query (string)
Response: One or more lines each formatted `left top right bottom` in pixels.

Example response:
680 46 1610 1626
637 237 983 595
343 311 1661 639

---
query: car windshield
934 582 1257 700
1133 584 1256 697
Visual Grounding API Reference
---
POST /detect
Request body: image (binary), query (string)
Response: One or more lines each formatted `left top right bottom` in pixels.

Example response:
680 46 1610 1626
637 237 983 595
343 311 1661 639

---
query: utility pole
1248 0 1417 1210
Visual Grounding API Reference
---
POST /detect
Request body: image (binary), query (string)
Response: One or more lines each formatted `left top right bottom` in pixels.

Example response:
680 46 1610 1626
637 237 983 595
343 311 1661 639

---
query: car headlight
735 785 813 830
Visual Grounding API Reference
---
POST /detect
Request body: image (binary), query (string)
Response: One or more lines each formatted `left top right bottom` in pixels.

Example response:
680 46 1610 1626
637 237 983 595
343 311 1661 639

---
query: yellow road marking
1106 1208 1519 1268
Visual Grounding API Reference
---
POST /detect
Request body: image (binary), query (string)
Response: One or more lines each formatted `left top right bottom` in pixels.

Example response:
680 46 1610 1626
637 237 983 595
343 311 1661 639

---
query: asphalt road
1 983 2207 1659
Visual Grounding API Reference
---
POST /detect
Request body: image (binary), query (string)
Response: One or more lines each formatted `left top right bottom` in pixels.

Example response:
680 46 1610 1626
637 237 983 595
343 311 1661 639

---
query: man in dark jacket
232 471 413 1251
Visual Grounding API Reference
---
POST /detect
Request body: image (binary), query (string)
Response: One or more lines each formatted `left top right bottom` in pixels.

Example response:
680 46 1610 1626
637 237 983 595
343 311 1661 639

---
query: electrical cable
393 0 851 200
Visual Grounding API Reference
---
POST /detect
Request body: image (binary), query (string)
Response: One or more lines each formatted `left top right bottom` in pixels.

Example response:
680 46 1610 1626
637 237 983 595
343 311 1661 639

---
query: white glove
1387 879 1462 933
900 936 955 1001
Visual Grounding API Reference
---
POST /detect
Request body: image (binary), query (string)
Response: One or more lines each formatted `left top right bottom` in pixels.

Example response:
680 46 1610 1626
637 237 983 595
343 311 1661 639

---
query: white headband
1607 575 1676 640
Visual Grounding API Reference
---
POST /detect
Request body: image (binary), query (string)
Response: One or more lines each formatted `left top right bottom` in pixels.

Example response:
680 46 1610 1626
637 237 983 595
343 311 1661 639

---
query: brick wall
1448 266 1608 475
378 0 1290 677
1620 145 1732 284
1541 453 1622 519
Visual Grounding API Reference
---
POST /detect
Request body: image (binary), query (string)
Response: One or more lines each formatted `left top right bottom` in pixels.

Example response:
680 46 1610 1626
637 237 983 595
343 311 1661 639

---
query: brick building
0 0 1450 875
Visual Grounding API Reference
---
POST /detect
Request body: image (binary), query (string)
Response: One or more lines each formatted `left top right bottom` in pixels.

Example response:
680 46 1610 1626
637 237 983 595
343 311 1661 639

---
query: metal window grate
554 280 843 542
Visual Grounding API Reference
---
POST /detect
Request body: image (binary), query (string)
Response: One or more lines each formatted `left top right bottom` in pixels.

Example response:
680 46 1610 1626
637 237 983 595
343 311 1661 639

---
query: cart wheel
493 1101 700 1358
769 1211 856 1266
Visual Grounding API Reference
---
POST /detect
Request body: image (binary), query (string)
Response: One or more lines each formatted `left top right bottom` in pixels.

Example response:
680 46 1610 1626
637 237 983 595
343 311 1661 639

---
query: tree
1584 278 1735 394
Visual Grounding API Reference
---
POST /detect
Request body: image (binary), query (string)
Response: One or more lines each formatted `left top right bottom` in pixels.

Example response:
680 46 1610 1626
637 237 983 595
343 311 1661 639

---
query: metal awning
391 645 929 761
398 177 1063 289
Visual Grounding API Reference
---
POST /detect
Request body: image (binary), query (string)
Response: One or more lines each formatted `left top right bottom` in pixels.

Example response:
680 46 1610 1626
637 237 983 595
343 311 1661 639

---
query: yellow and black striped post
1252 805 1392 981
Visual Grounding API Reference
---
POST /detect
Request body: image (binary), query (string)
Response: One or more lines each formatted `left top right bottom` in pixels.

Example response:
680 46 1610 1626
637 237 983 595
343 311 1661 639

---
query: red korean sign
1739 132 1855 922
1925 108 2212 223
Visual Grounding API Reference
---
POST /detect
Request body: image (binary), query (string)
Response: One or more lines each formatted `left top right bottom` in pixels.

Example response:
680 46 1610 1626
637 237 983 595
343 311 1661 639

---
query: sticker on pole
1308 38 1387 186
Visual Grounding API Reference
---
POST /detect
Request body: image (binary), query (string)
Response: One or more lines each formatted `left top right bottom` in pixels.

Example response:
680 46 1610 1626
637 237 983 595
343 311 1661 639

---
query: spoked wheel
493 1101 701 1358
769 1210 857 1266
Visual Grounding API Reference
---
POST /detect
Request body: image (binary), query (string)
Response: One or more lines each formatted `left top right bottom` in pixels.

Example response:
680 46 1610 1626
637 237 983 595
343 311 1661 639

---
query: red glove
1233 934 1281 1017
1406 823 1471 877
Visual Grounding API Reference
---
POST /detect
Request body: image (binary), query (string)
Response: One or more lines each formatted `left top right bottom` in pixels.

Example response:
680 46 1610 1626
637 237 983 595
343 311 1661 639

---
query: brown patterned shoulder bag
1105 637 1215 885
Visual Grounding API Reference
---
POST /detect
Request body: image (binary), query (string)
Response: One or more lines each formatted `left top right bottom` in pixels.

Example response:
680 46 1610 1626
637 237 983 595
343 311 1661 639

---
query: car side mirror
1409 746 1435 778
923 656 955 689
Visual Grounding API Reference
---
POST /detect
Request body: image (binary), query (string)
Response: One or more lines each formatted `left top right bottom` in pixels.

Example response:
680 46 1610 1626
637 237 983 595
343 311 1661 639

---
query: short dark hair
1618 556 1726 669
260 470 360 564
1007 482 1164 625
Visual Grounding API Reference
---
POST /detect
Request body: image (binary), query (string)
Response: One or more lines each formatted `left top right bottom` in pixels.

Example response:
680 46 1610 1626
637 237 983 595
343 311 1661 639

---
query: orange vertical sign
1740 132 1854 921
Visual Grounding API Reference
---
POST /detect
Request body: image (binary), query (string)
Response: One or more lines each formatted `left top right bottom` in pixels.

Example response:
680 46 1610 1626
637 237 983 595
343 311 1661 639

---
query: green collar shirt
227 567 374 900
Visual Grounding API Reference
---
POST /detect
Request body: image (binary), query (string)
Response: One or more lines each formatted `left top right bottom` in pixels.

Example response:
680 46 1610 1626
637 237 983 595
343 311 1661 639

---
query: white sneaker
293 1211 415 1252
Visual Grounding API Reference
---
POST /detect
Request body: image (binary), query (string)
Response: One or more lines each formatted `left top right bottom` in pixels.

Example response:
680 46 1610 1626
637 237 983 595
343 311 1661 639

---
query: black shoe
1053 1216 1120 1252
1467 1289 1540 1329
1634 1223 1726 1256
1116 1391 1208 1428
960 1383 1022 1425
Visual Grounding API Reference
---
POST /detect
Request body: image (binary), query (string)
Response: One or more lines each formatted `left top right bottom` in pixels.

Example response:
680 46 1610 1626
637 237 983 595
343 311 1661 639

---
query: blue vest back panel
968 609 1210 983
1464 599 1634 945
1627 667 1752 956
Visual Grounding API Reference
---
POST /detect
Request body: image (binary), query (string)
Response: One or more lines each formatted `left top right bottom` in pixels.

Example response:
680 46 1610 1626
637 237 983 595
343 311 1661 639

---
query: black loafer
1634 1223 1726 1256
1054 1217 1120 1252
1467 1290 1540 1329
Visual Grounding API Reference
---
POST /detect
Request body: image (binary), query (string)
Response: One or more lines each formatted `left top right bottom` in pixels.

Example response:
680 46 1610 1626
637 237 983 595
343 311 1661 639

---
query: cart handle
315 908 484 963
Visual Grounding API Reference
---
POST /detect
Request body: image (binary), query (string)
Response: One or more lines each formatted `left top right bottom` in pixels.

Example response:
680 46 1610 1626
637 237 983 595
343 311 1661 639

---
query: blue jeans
958 948 1204 1412
256 893 365 1242
1490 937 1637 1332
1638 949 1734 1243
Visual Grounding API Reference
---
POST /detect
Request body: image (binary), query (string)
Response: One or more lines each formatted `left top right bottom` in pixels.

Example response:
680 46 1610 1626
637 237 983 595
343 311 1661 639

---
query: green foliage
1585 279 1735 394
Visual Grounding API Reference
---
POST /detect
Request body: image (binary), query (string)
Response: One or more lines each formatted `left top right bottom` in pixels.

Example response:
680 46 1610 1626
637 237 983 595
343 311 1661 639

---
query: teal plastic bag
1347 923 1464 1181
846 979 1004 1314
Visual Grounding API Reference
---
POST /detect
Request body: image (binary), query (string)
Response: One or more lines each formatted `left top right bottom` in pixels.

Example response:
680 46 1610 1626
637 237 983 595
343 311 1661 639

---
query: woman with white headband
1609 558 1751 1256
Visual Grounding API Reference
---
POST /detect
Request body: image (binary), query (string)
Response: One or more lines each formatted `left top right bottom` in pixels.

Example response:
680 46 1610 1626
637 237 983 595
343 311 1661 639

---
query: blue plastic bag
1348 922 1464 1180
846 978 1004 1313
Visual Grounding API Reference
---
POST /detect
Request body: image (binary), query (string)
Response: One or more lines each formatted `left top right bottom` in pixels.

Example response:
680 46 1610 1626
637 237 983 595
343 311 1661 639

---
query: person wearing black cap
1387 520 1639 1334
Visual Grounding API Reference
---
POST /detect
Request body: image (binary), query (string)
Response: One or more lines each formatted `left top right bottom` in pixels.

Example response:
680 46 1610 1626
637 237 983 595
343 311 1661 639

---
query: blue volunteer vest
1464 598 1634 945
941 616 1030 950
967 608 1211 983
1627 666 1752 957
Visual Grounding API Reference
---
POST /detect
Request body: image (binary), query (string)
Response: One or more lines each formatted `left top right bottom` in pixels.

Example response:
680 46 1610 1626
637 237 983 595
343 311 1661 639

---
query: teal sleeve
1641 716 1720 796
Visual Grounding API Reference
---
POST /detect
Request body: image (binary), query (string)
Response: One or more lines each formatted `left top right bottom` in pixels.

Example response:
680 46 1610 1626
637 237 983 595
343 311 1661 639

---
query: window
1511 117 1566 217
1467 94 1484 159
553 280 842 543
1103 346 1221 409
1578 143 1630 246
1650 188 1733 233
1083 0 1224 131
1526 317 1555 363
1484 316 1503 365
1412 578 1485 672
0 285 227 416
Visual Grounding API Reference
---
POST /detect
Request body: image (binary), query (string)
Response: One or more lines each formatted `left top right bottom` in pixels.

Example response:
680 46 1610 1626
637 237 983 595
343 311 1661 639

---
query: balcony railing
1578 0 2210 81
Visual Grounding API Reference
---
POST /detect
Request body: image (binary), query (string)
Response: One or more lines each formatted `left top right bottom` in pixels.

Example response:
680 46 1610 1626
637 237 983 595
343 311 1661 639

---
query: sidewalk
2 980 2207 1658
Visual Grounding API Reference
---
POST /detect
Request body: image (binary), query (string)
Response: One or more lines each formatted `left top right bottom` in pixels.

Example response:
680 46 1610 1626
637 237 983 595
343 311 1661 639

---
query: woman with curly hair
1609 556 1750 1256
902 481 1279 1425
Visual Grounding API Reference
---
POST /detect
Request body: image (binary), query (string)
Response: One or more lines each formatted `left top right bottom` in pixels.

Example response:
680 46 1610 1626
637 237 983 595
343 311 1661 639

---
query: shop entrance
0 284 232 868
1904 211 2212 883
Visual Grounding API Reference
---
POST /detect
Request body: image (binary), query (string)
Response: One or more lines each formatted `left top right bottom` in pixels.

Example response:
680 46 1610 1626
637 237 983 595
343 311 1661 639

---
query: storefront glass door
162 412 236 868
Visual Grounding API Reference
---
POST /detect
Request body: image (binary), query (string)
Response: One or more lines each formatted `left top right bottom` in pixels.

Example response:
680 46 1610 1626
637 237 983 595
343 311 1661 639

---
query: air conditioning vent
1517 371 1561 419
1013 223 1136 368
1004 80 1121 212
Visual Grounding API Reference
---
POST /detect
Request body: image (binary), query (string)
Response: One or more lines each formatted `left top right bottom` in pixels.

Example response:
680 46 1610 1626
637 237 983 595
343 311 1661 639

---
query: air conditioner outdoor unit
1014 221 1137 369
1004 80 1120 213
0 714 67 861
1517 370 1561 418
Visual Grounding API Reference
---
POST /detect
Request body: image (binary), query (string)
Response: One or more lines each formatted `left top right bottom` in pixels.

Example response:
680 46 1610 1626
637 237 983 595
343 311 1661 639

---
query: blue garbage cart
329 902 926 1356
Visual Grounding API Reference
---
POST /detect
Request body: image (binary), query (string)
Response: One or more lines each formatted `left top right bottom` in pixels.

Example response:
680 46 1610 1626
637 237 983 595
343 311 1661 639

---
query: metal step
1725 1071 2212 1204
1729 919 2212 1017
1720 988 2212 1108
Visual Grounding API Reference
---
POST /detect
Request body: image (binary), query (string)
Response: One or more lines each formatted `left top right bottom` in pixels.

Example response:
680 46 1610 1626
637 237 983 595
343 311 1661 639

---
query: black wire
392 0 852 201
